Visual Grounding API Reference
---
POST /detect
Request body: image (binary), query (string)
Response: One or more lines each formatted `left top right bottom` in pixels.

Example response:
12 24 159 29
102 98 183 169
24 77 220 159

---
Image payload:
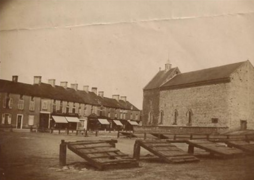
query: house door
240 120 247 130
17 115 23 129
39 113 49 131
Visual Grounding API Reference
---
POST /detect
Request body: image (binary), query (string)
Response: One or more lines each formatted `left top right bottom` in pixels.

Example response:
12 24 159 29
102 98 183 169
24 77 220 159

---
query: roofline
0 79 139 111
160 77 231 91
143 67 178 90
171 61 246 77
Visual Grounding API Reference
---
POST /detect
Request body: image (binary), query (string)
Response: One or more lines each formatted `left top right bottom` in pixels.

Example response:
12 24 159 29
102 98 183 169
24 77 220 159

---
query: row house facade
0 76 140 131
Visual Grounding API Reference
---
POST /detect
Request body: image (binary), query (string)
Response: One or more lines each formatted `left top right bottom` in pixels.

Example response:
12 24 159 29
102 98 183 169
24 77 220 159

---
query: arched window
187 109 193 126
173 109 178 125
148 112 153 125
159 110 164 124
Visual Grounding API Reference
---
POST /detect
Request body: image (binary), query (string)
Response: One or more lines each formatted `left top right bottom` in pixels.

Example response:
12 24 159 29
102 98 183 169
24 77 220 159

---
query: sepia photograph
0 0 254 180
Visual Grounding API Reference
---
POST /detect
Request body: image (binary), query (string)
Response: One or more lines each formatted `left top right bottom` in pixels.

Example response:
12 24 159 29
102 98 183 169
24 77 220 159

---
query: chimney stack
71 83 78 91
91 87 97 94
120 96 127 102
83 85 89 93
12 75 18 82
98 91 104 98
60 81 68 88
112 95 120 101
48 79 55 87
34 76 42 85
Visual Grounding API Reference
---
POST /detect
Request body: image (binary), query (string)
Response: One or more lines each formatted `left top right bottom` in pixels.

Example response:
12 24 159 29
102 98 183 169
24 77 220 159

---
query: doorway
240 120 247 130
39 113 50 131
16 114 23 129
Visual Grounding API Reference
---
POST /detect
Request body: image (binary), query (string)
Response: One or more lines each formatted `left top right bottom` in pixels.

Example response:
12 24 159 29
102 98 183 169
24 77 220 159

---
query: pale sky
0 0 254 109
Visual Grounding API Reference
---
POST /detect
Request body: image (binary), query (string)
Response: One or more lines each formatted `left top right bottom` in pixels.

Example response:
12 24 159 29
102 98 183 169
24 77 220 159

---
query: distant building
0 76 140 131
143 60 254 132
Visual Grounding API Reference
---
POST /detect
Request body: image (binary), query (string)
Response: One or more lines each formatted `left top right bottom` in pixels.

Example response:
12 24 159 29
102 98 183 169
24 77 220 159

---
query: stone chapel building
143 60 254 131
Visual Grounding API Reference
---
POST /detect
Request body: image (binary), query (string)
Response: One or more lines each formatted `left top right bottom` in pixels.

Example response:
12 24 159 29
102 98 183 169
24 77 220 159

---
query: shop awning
52 116 68 123
113 120 123 126
98 119 110 125
65 117 80 123
128 120 139 126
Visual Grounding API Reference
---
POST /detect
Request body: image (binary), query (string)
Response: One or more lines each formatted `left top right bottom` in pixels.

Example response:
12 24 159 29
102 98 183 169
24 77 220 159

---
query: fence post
206 134 209 140
117 131 120 138
133 141 140 160
84 129 88 137
245 134 249 142
59 140 67 167
188 145 194 154
95 130 98 136
144 133 147 140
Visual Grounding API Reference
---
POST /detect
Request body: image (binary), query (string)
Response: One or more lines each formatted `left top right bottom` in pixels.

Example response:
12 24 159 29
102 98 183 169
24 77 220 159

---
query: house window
3 95 13 109
91 106 93 114
1 114 11 125
66 102 70 113
68 102 73 113
173 110 178 125
42 100 48 110
28 115 35 126
78 105 82 115
130 113 133 120
135 114 139 120
29 97 35 111
115 113 118 119
52 100 56 113
75 103 79 114
108 112 111 118
18 96 25 110
57 101 62 113
62 101 66 113
211 118 218 124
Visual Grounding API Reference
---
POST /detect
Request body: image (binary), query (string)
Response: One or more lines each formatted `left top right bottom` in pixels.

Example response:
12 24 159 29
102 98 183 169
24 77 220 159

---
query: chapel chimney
165 60 172 71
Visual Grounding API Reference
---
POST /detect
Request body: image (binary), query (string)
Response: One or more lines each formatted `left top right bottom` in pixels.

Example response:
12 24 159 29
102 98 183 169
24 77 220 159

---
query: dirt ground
0 130 254 180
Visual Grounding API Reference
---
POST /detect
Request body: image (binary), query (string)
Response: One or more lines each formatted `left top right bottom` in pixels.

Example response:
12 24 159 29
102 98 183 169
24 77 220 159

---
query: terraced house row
0 76 140 131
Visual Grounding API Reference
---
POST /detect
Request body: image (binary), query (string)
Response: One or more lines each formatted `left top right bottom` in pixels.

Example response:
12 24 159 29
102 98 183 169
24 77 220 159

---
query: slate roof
0 79 139 110
0 80 35 97
161 61 246 90
143 67 179 90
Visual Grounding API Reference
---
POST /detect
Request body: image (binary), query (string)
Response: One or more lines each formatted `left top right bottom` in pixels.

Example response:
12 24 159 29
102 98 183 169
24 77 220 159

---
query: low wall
134 126 229 135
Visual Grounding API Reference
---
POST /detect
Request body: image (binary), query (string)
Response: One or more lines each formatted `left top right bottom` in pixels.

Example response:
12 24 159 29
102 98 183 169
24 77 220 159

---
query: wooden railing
117 130 254 142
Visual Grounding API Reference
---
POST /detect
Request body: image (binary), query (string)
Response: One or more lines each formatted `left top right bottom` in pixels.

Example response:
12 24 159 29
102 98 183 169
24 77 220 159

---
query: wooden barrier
60 139 138 170
117 129 254 142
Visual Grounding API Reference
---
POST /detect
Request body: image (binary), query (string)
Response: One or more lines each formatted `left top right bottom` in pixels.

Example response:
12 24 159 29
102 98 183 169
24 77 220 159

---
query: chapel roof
161 61 246 90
